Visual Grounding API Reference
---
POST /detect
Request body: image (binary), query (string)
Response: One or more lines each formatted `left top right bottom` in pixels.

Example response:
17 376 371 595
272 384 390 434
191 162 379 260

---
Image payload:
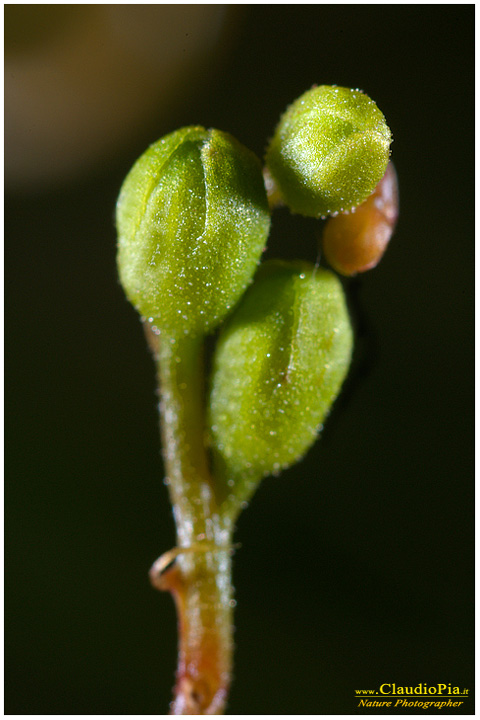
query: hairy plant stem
146 325 234 715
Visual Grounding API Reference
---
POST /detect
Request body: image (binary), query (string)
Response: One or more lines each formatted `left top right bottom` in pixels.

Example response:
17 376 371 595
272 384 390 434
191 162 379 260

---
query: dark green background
6 5 474 715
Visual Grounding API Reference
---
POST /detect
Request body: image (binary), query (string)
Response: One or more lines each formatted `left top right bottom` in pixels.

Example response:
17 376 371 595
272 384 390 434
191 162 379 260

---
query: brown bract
322 162 399 276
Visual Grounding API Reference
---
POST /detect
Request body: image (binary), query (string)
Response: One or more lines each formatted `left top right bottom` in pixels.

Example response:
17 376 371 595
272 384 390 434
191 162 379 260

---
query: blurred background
5 5 474 715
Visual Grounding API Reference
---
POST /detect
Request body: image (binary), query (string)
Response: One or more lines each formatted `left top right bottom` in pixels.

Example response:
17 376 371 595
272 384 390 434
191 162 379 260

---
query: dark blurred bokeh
5 6 474 715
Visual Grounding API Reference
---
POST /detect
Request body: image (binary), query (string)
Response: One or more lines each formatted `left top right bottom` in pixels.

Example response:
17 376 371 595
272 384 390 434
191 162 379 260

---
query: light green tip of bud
265 85 392 217
116 126 270 338
208 260 353 508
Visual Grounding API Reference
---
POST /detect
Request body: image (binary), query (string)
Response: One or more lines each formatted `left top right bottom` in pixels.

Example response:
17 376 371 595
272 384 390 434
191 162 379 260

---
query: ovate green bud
117 126 270 337
209 260 353 509
265 85 392 217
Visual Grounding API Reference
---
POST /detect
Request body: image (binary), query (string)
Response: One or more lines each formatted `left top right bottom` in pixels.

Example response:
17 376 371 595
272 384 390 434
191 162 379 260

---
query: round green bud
265 85 392 217
208 260 353 507
116 126 270 337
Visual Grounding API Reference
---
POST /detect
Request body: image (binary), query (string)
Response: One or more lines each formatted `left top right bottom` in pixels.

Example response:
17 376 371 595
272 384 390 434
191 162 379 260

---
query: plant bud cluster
116 85 395 507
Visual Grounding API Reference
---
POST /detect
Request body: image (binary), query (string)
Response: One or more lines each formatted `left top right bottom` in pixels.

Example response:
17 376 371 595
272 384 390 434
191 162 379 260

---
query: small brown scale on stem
150 550 232 714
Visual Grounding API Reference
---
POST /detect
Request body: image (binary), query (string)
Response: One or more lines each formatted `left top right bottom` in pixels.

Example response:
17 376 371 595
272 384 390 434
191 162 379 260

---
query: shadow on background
5 5 474 715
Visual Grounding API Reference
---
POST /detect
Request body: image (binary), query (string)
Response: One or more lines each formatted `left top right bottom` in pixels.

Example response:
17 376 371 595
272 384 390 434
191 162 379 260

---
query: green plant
116 85 397 714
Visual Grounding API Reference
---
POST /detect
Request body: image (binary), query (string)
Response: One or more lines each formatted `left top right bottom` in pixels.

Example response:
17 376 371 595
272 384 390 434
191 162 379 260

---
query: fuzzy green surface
116 126 270 337
209 260 353 507
266 85 391 217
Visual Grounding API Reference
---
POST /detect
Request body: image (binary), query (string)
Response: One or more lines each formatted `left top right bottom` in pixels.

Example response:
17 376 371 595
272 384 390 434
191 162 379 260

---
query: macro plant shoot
116 85 397 714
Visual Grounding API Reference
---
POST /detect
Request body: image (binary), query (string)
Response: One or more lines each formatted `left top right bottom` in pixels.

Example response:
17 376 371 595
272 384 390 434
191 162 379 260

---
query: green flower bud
208 260 353 508
265 85 392 217
117 126 270 337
